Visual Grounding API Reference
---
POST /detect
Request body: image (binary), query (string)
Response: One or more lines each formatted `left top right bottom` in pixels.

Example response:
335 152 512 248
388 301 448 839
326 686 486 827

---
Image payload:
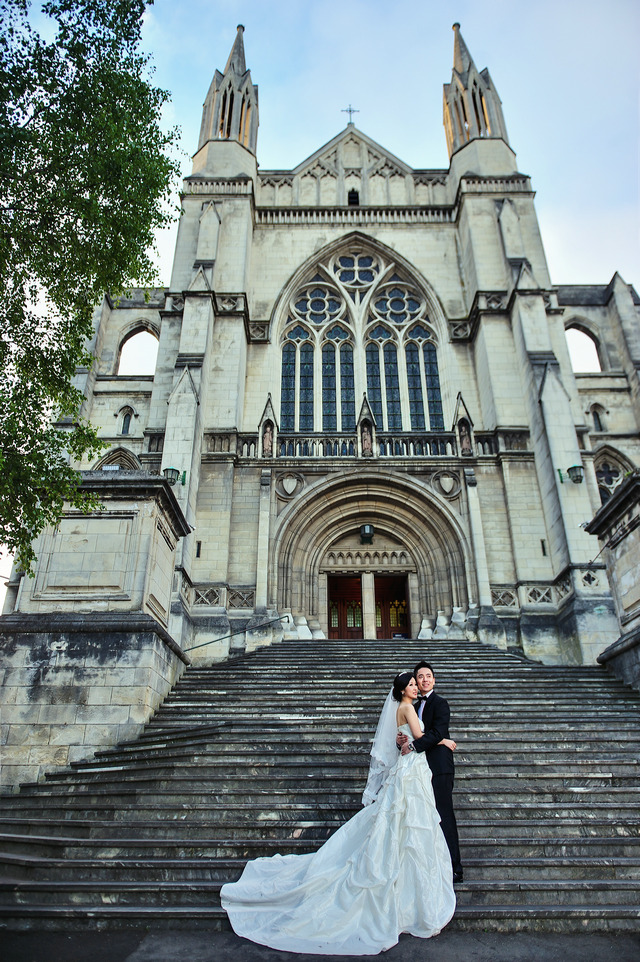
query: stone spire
443 23 508 158
197 24 258 155
224 23 247 74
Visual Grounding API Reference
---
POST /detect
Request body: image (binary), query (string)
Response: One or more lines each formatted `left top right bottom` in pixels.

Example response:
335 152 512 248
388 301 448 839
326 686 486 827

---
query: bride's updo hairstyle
392 671 415 702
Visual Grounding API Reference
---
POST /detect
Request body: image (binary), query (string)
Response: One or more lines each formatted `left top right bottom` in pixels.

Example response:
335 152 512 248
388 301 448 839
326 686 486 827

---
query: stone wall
587 471 640 690
0 613 189 790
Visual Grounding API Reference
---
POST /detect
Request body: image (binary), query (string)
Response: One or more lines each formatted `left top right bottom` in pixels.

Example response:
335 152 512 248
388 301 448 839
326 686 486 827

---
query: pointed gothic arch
272 472 474 631
94 447 143 471
592 445 636 505
272 234 449 436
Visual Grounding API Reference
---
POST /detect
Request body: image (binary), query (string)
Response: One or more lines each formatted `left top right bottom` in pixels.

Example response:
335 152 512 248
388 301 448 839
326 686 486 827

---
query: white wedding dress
220 723 456 955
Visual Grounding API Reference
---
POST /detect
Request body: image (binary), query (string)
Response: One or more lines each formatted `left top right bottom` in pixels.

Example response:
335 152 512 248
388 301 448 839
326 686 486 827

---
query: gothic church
2 25 639 787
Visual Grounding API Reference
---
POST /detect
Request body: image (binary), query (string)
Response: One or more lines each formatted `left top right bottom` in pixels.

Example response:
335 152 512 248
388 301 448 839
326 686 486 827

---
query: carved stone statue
262 422 273 458
459 419 472 456
361 422 373 458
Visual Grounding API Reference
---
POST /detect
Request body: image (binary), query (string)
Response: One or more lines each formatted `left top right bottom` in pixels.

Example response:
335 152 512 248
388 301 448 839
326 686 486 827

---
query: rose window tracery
293 286 343 325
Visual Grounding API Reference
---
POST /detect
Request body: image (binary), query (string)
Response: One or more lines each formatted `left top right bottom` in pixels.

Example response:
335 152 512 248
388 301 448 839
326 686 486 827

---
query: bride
220 671 456 955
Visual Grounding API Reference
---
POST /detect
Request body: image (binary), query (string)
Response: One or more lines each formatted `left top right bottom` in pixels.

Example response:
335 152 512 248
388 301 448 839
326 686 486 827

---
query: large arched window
565 326 601 373
117 328 159 375
278 246 445 439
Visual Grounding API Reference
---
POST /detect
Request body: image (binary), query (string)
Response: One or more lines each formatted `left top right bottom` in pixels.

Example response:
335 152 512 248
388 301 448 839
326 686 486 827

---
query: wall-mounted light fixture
360 523 374 544
163 467 186 487
557 465 584 485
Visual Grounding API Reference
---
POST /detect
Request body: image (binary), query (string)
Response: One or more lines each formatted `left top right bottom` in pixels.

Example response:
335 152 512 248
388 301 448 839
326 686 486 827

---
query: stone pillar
408 572 421 638
464 468 506 648
255 469 272 610
362 571 377 640
464 469 492 607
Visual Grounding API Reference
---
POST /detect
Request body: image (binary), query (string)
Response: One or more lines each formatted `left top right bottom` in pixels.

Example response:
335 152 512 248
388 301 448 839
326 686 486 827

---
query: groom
399 660 463 883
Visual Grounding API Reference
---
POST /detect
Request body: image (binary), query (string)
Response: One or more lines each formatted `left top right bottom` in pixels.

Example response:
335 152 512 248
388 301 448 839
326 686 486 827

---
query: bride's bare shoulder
396 702 415 723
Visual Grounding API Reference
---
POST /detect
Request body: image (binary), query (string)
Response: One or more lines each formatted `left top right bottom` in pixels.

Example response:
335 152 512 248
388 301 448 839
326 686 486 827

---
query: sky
142 0 639 289
0 0 638 607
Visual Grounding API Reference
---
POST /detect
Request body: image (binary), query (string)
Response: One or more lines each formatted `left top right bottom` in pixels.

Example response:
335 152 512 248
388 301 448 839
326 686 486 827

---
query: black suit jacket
412 692 455 776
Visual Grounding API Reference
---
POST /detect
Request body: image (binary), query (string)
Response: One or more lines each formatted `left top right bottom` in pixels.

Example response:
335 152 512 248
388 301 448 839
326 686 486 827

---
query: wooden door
374 576 409 639
328 576 363 640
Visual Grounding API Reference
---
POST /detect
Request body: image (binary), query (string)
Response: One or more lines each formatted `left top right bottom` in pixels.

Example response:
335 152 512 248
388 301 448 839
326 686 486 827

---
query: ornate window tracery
279 246 445 440
595 461 623 505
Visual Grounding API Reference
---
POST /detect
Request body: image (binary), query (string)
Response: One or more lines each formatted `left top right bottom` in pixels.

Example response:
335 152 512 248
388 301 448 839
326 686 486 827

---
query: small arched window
121 411 132 435
595 461 623 505
117 328 159 376
591 405 605 433
565 327 601 373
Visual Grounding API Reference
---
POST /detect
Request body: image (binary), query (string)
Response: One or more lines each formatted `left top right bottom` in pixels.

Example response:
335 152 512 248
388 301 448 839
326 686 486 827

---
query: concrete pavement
2 929 640 962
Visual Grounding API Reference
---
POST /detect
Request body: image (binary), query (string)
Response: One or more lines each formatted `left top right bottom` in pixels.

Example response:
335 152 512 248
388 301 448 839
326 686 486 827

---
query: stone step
1 815 639 842
55 747 640 775
2 832 639 862
2 636 639 933
2 877 639 910
3 795 640 827
13 775 640 804
96 723 640 754
43 746 640 773
3 851 640 887
1 901 638 934
23 755 640 786
3 794 640 822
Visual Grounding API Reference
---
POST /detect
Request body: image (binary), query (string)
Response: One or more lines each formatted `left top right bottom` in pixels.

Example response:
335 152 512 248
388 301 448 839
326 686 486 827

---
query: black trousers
432 772 462 874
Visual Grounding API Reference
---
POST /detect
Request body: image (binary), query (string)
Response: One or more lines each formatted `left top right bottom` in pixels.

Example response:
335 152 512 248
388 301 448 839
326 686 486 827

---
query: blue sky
142 0 639 288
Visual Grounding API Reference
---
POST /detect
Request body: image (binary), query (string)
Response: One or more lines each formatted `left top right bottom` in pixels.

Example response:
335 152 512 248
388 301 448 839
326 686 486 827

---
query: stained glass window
346 601 363 628
329 602 339 629
295 287 342 325
424 343 444 430
384 343 402 430
280 342 296 431
322 343 337 431
340 343 355 432
299 342 314 431
366 343 383 427
374 286 421 324
335 254 379 288
406 343 425 430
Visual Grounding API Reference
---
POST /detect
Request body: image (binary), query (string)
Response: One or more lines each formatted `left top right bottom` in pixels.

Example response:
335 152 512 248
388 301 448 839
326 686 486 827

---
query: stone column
464 469 492 607
407 571 421 638
465 468 506 648
362 571 377 640
255 469 271 610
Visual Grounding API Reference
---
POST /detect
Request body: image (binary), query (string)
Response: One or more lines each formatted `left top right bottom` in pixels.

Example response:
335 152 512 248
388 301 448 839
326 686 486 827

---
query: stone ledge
0 612 191 667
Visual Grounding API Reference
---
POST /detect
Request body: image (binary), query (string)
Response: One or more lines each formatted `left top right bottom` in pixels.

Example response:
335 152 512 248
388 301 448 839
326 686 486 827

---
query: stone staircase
1 637 640 932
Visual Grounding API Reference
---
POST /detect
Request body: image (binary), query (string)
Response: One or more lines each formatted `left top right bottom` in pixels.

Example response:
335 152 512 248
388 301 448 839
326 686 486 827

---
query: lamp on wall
360 524 374 544
162 467 186 487
557 465 584 485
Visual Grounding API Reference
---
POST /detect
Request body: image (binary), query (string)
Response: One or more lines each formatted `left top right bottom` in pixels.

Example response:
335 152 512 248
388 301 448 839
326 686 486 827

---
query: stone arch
592 444 636 505
272 472 473 626
94 447 142 471
115 320 160 375
564 316 606 372
268 232 449 344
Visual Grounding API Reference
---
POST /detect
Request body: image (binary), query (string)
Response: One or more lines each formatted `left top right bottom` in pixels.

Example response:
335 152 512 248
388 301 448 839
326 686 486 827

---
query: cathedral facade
2 25 639 784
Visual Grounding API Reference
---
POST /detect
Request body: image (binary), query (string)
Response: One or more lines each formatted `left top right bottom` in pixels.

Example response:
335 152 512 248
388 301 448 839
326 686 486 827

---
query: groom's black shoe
452 872 464 884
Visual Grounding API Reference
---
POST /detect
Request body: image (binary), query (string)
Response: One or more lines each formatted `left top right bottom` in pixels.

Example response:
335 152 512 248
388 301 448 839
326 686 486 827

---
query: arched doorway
273 472 472 639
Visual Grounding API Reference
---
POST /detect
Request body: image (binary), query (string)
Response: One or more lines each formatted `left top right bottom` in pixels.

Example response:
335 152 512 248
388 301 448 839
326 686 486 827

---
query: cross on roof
341 104 359 125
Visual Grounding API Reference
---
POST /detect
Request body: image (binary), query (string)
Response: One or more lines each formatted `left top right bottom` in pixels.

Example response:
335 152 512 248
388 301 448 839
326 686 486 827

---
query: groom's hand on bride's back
396 732 409 750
